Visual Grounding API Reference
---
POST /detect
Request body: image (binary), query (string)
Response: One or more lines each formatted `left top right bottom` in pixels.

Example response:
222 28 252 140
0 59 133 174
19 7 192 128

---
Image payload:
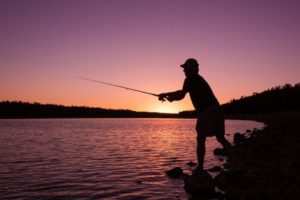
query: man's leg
196 134 206 171
216 135 231 150
216 110 232 150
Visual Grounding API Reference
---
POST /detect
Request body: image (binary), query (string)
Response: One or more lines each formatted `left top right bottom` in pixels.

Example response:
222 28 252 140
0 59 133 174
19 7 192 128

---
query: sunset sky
1 0 299 113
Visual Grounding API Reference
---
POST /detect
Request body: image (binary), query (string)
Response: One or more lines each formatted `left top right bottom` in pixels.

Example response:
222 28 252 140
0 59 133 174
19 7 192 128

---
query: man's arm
159 90 187 102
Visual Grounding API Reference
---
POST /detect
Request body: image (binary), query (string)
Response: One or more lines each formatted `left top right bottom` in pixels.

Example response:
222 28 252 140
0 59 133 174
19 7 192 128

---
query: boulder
207 166 222 172
233 132 246 145
184 170 215 195
224 186 242 200
215 171 232 190
186 161 197 167
213 148 229 156
283 185 300 200
215 169 251 191
242 187 263 200
166 167 184 178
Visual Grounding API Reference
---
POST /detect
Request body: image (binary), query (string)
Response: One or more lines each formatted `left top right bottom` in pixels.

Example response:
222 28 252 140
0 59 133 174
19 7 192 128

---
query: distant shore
214 111 300 199
225 111 300 123
0 101 179 119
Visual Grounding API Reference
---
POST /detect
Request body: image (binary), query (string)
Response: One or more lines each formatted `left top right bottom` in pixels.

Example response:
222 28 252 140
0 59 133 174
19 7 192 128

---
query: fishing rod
78 76 160 97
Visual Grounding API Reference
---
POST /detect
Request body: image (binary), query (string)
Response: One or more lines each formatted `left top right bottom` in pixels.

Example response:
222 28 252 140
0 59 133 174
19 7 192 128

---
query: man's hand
158 90 186 102
158 93 173 102
158 93 167 102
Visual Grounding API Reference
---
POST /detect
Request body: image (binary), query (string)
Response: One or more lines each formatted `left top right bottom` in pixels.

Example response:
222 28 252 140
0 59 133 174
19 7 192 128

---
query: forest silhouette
1 83 299 118
222 83 300 114
179 83 300 117
0 101 177 118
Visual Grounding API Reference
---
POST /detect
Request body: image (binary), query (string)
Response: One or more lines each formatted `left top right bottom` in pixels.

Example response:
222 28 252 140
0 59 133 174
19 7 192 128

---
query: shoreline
214 112 300 199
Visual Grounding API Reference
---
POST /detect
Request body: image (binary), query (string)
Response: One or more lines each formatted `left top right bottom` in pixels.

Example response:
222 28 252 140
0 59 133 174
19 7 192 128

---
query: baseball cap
180 58 199 68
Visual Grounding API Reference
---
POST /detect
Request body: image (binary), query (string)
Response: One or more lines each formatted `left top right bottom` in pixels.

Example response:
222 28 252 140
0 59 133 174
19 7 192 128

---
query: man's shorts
196 104 225 137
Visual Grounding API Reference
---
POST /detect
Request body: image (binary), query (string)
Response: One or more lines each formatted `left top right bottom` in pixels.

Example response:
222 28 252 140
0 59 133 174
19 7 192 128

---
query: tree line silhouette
1 83 299 118
0 101 177 118
222 83 300 114
179 83 300 117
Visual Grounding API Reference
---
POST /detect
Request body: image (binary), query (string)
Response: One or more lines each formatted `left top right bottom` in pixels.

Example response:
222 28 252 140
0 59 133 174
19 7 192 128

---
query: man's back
182 74 219 112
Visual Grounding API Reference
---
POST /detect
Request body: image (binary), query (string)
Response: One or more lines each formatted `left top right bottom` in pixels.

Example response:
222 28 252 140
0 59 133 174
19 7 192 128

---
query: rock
166 167 184 178
215 170 244 190
242 187 263 200
224 186 242 200
218 120 300 200
223 163 231 169
261 188 282 199
251 130 259 137
279 158 297 179
233 132 246 145
215 171 232 190
184 170 215 195
135 180 143 184
207 166 222 172
213 148 229 156
283 185 300 200
186 161 197 167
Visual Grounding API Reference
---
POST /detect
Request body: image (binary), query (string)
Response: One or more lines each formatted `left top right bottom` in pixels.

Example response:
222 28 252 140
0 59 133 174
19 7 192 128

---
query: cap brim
180 64 186 68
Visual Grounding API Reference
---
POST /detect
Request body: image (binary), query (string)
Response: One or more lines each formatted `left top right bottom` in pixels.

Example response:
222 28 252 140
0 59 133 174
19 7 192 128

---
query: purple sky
1 0 299 113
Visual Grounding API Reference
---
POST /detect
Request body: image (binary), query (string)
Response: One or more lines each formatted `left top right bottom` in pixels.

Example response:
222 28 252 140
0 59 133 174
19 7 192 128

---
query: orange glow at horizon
1 1 299 113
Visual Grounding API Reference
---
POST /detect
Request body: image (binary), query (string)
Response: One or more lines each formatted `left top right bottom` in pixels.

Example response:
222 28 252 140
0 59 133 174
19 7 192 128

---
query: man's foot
192 166 204 175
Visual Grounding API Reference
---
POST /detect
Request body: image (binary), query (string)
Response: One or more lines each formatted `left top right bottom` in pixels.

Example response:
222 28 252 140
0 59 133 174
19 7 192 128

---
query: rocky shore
214 116 300 199
164 113 300 199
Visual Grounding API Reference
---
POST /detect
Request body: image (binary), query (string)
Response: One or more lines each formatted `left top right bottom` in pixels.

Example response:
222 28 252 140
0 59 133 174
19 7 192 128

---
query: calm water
0 118 264 200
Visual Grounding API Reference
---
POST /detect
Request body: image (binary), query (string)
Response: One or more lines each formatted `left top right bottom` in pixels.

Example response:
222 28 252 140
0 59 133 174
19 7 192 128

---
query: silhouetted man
159 58 231 172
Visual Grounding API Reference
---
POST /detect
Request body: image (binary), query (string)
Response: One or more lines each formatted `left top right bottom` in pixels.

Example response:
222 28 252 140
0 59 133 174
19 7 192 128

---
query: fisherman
158 58 232 172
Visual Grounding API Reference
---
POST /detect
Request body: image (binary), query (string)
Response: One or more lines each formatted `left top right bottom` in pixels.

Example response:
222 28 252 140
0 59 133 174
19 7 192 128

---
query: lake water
0 118 264 200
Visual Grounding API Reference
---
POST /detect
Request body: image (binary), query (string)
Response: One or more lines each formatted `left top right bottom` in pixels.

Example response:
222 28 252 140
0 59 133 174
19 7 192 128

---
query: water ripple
0 118 264 199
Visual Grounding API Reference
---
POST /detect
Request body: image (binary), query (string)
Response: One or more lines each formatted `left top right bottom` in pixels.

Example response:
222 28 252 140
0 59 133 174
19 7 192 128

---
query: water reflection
0 118 264 199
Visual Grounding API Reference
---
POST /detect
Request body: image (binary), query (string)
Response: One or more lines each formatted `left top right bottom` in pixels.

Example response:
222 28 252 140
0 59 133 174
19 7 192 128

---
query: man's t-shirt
182 74 219 112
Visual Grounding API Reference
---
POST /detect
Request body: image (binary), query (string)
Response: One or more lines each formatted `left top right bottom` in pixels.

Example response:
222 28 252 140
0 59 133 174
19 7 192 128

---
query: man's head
180 58 199 77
